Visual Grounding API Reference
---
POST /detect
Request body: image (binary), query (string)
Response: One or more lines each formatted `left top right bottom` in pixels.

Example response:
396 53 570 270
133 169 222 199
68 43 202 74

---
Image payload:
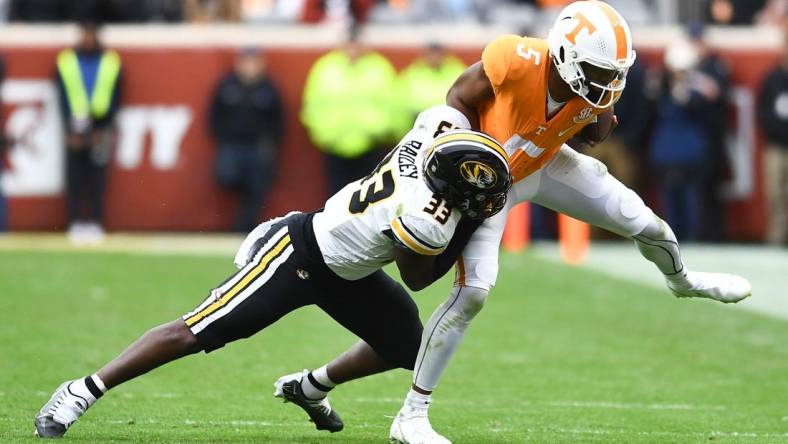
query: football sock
90 373 108 395
404 388 431 410
301 366 335 400
69 374 107 407
311 365 336 388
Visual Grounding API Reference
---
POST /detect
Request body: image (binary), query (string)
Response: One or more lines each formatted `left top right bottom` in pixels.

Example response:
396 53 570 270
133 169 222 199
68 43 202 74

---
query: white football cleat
667 271 752 303
34 381 90 438
390 405 451 444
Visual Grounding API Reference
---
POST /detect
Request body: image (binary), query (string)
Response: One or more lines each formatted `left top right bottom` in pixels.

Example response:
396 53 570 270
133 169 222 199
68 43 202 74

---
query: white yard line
545 400 727 411
101 418 381 429
525 241 788 321
501 427 788 439
350 396 729 411
26 390 735 413
82 418 788 438
5 416 784 439
3 235 785 319
0 233 241 257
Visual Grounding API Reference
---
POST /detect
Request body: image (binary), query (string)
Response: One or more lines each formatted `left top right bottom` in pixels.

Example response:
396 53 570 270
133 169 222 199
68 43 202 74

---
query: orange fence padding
502 204 589 265
558 214 590 265
502 202 529 252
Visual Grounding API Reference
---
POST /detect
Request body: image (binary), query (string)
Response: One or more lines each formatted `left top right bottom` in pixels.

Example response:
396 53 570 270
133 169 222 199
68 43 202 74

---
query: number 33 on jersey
312 106 469 281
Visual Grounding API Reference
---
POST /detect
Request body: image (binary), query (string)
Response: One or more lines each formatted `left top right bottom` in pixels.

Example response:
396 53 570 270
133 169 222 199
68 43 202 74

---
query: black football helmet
423 130 512 220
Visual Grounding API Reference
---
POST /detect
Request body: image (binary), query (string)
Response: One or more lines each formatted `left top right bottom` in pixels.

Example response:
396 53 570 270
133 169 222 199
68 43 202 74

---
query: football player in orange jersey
274 2 752 443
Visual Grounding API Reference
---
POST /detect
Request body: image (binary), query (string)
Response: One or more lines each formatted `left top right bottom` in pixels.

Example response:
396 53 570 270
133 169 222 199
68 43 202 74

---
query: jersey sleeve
482 35 542 90
482 35 520 89
390 214 452 256
412 105 472 135
389 183 461 256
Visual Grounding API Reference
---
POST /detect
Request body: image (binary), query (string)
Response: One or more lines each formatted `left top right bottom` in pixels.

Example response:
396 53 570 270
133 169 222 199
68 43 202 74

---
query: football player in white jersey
277 2 752 443
33 107 512 439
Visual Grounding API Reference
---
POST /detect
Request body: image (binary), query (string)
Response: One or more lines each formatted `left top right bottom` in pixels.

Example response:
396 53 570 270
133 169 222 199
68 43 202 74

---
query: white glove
233 211 301 269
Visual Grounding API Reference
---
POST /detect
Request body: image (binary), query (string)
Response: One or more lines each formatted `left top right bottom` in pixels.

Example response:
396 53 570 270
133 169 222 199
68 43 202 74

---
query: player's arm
388 215 447 291
427 216 483 281
393 248 438 292
392 217 483 291
448 35 530 130
445 62 494 131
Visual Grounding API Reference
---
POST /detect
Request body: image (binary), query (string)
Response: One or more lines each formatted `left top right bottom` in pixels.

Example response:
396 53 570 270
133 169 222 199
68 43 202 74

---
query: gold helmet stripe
426 140 509 172
430 131 509 162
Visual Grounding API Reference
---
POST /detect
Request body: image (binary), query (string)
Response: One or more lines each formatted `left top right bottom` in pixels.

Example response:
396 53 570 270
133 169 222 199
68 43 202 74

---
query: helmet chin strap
572 79 590 98
552 50 628 109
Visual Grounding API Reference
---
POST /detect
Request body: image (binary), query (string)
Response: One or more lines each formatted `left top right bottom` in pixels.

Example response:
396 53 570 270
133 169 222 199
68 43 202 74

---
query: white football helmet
547 1 636 108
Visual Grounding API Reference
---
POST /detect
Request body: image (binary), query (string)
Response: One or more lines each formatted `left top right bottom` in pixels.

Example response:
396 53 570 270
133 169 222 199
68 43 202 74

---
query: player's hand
609 114 619 135
566 113 618 151
566 136 595 151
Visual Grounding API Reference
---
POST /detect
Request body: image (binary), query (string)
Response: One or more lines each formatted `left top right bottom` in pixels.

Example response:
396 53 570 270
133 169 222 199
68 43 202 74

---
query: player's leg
319 270 424 371
529 145 750 302
95 320 199 390
274 270 423 433
35 224 309 438
322 340 393 383
390 200 512 444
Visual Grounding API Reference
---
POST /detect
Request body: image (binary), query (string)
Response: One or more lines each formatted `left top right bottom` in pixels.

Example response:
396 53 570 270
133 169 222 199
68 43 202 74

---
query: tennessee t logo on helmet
564 12 597 45
548 0 636 108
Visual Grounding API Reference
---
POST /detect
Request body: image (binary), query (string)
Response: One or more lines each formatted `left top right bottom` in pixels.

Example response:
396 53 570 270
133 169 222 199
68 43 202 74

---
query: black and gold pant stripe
184 232 292 328
180 211 425 365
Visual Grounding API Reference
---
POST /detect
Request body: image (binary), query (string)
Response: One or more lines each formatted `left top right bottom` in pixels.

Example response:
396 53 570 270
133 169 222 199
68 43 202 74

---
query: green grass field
1 248 787 443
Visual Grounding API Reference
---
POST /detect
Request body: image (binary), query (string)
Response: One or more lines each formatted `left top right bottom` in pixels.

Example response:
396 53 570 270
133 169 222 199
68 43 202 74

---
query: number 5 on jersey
516 43 541 65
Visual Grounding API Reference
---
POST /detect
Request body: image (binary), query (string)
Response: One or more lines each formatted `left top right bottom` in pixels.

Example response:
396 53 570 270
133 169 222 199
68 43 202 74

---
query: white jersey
312 105 472 280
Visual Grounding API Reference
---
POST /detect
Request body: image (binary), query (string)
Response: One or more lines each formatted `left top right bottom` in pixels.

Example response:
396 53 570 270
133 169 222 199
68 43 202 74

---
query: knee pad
602 187 653 237
637 213 674 240
541 147 653 238
456 255 499 290
455 286 489 321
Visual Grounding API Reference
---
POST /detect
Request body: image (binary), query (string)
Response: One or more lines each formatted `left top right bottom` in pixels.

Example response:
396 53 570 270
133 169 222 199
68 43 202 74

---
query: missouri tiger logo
460 160 497 189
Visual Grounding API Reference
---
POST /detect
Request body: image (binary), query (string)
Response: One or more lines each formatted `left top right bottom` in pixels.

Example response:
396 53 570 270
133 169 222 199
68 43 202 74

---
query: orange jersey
479 35 608 182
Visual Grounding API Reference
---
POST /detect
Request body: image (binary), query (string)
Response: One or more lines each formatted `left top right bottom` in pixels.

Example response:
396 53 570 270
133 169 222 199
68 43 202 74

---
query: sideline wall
0 27 780 239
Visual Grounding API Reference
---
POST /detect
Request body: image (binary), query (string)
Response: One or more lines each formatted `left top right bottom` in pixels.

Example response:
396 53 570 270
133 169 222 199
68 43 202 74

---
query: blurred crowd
538 20 788 245
214 19 788 244
0 21 464 241
0 0 784 27
0 4 786 245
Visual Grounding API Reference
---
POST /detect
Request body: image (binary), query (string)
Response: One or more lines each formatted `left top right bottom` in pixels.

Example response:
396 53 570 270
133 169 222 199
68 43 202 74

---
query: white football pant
413 144 685 390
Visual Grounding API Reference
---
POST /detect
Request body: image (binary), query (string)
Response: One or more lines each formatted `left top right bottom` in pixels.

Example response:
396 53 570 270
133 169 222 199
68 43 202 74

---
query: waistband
285 211 337 281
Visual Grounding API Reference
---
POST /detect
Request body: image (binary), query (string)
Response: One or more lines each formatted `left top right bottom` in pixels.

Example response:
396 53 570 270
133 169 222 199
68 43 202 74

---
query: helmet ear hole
559 46 565 63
